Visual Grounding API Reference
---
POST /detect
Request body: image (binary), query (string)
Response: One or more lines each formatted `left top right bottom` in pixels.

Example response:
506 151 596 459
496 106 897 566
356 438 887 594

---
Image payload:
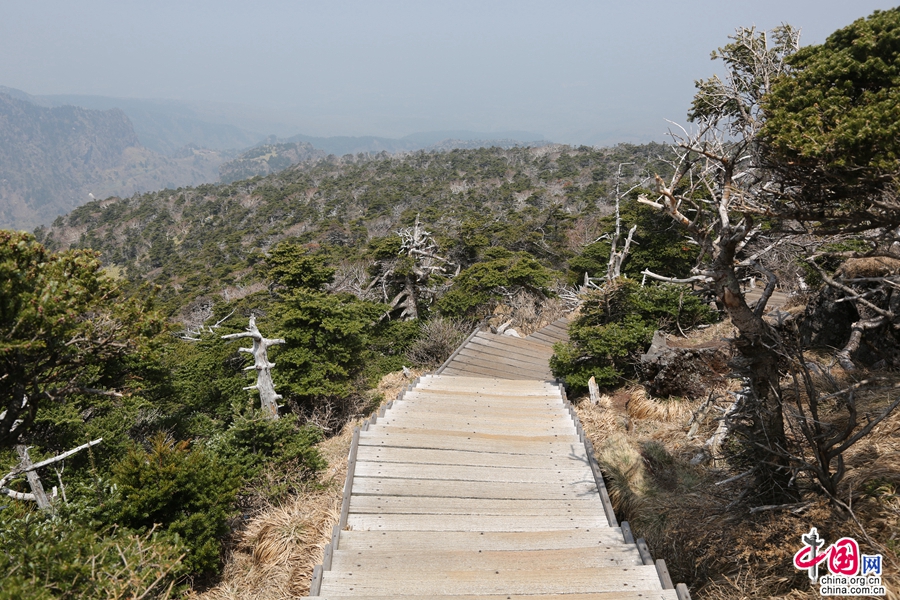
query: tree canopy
762 8 900 231
0 231 163 447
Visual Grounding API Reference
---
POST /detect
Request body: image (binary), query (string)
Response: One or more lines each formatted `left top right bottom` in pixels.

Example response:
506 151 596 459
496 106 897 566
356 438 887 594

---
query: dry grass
488 290 571 336
626 386 700 424
195 368 422 600
575 327 900 599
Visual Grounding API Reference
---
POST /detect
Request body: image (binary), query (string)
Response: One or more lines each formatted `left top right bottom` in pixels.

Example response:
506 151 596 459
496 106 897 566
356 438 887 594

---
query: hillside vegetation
39 143 673 318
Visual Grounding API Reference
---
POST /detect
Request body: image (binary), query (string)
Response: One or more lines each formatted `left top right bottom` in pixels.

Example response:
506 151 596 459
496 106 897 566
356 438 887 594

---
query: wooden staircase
308 322 690 599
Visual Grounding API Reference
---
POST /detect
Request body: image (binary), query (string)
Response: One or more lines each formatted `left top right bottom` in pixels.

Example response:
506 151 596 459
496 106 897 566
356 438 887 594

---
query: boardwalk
308 321 690 599
438 317 570 381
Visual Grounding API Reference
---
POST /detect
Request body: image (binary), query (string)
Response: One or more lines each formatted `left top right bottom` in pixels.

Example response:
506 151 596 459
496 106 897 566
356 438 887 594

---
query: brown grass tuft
196 369 422 600
627 386 699 423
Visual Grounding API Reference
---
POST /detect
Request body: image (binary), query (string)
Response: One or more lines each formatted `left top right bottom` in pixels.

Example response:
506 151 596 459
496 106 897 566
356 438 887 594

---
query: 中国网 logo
793 527 885 596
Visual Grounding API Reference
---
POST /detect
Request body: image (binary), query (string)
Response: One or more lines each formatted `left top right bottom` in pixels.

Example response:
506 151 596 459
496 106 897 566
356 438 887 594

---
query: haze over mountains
0 86 547 230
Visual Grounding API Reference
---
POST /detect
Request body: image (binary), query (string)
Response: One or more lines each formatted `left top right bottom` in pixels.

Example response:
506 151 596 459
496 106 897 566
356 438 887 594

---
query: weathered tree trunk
15 445 51 510
1 438 102 508
711 251 794 501
222 317 285 419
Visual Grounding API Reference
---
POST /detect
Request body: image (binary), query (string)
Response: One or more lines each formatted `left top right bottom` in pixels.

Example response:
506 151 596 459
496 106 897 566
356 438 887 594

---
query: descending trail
308 322 690 599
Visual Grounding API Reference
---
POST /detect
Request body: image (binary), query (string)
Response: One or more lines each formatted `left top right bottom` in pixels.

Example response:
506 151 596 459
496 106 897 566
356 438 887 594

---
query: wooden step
353 462 592 484
350 477 599 500
335 529 626 551
353 446 593 468
347 513 611 531
348 496 606 515
330 546 644 571
318 565 663 596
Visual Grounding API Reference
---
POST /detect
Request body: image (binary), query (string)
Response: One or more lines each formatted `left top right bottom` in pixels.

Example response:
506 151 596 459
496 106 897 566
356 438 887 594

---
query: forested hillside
39 143 677 318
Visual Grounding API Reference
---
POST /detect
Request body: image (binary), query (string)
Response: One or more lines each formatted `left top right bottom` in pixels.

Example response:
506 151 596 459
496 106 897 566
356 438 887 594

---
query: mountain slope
0 93 227 230
39 143 671 316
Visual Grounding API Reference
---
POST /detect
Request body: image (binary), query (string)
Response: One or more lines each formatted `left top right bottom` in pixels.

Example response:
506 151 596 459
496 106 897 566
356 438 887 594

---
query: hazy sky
2 1 897 145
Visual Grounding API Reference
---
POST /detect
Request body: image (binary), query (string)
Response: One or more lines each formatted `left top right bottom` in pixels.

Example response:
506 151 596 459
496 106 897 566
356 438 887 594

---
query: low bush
0 503 187 600
550 280 717 391
405 317 472 368
111 433 241 576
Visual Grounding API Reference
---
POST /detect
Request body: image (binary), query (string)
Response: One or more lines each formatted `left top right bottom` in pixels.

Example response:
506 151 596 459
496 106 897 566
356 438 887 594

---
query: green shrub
218 408 325 475
0 504 186 600
111 433 240 576
438 248 556 319
551 280 717 391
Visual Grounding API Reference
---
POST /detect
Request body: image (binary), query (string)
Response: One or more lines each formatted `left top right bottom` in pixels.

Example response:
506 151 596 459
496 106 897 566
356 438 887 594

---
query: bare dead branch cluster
368 214 457 320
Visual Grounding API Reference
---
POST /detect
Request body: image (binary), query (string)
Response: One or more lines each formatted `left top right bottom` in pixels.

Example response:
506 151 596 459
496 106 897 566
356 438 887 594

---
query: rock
800 281 900 368
799 285 858 350
639 331 731 398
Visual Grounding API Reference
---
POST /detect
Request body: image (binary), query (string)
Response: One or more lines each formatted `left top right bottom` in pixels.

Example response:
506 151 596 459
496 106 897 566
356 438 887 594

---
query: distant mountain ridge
285 130 546 156
0 86 552 229
0 92 227 230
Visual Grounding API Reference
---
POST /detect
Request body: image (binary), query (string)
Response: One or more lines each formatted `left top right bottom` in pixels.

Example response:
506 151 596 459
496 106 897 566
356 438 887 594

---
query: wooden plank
378 411 575 427
385 407 567 422
309 565 322 596
636 538 654 566
336 528 627 551
421 373 556 386
353 462 593 484
375 418 575 434
656 559 675 589
318 565 664 595
353 446 593 468
347 513 610 531
338 428 360 529
329 547 644 571
365 423 577 439
621 521 634 544
398 395 563 408
584 437 618 527
348 496 606 515
384 403 568 419
350 477 598 499
396 393 562 404
676 583 693 600
403 385 560 398
322 542 333 570
413 384 559 395
362 426 579 444
357 432 589 457
382 403 570 416
313 592 679 600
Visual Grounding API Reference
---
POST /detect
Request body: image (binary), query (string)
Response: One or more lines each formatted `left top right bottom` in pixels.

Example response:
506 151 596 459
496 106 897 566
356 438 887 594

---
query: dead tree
580 164 642 291
369 215 455 320
1 438 103 510
637 25 801 501
222 316 285 419
605 165 640 282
